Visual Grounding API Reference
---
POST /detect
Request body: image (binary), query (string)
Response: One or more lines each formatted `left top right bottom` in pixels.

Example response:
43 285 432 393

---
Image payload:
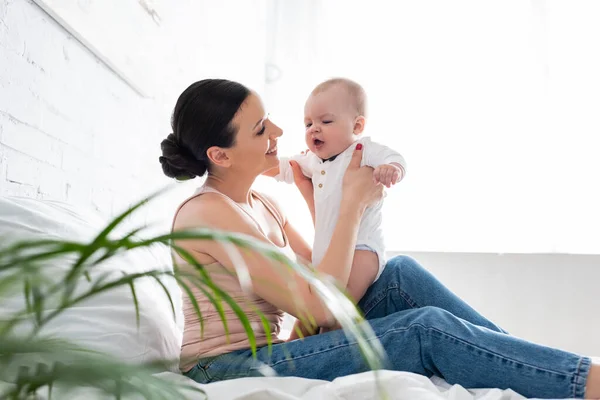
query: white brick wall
0 0 266 229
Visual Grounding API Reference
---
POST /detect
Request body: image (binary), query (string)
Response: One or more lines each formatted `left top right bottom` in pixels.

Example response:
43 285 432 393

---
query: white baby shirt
274 137 406 281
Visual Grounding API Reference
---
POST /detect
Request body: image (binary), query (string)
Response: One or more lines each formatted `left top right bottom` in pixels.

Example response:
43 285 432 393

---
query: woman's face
229 92 282 176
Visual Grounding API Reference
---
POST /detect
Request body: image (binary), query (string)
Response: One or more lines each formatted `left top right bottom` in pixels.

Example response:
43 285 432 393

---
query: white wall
400 251 600 358
0 0 266 228
0 0 158 215
263 0 600 255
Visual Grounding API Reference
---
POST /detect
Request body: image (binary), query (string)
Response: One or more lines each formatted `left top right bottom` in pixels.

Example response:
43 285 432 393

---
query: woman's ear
206 146 232 168
353 116 366 135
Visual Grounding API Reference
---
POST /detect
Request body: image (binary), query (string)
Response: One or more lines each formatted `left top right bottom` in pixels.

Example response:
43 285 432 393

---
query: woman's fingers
290 160 301 175
348 143 363 169
290 161 308 183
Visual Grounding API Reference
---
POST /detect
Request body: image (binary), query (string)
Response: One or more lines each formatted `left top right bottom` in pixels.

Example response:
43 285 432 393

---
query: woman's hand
290 158 313 197
287 319 319 341
342 144 384 212
290 154 315 224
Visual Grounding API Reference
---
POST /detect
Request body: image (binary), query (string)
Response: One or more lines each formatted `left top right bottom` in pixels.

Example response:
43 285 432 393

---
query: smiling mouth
266 145 278 155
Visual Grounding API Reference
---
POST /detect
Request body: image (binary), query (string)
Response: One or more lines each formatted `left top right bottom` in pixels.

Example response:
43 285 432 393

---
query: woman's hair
159 79 251 180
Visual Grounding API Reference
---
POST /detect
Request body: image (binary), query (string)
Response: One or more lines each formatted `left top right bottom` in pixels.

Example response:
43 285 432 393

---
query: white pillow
0 196 184 372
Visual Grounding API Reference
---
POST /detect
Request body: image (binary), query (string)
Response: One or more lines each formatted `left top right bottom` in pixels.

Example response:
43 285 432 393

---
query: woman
159 79 599 399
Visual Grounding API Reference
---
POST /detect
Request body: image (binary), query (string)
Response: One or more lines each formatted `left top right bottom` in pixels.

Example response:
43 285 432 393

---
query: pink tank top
173 185 290 372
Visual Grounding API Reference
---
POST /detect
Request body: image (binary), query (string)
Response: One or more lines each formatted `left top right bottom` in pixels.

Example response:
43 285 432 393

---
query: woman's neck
204 173 255 205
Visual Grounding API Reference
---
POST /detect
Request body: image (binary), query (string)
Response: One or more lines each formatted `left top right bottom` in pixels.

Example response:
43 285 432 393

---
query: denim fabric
184 255 591 399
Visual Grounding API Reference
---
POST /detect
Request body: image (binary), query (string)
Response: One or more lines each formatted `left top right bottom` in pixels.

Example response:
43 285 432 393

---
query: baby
267 78 407 337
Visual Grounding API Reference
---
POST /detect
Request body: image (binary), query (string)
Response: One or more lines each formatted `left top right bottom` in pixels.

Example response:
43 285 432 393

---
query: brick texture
0 0 266 229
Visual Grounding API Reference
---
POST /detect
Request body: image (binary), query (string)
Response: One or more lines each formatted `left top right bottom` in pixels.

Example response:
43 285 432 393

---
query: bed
0 196 584 399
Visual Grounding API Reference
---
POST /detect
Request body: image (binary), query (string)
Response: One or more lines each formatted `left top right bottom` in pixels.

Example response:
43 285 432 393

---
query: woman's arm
265 154 316 223
289 160 315 224
174 197 361 328
258 193 315 340
258 191 312 263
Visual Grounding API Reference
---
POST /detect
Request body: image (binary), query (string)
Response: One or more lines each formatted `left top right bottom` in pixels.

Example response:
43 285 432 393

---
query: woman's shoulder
173 191 239 231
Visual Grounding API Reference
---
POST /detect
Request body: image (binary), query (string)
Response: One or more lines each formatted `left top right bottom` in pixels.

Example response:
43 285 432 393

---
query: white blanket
160 359 599 400
156 370 528 400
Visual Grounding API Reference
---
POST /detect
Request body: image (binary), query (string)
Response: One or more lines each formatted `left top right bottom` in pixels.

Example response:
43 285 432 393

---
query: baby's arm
373 163 403 188
264 152 313 183
362 140 407 188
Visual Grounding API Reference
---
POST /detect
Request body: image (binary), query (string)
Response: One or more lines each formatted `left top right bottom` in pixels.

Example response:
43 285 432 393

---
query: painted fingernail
356 143 363 150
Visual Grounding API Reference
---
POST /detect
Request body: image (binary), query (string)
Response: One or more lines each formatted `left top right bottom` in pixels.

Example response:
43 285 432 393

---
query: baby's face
303 86 358 159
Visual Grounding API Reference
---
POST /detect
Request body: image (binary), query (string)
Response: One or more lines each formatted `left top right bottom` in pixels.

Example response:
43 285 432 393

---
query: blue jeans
184 256 591 399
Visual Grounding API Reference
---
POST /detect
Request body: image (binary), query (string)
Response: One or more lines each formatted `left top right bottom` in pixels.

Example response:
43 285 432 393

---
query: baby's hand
373 164 402 188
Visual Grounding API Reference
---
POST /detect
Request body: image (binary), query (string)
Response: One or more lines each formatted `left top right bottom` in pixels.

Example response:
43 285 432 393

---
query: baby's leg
321 250 379 334
346 249 380 302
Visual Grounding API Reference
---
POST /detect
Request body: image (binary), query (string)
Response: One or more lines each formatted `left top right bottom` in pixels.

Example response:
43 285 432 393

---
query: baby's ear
353 115 366 135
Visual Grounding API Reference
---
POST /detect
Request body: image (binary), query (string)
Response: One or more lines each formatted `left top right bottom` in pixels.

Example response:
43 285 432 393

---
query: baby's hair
311 77 367 116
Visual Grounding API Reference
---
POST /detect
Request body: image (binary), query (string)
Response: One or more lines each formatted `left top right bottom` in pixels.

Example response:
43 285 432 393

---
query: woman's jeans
184 256 591 399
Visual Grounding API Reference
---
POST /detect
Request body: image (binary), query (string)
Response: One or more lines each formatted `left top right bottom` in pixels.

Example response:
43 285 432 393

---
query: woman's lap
184 256 590 399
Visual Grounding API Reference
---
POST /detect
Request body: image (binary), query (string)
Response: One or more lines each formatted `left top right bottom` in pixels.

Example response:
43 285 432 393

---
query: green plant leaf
150 275 176 323
174 277 204 338
0 187 388 399
128 279 140 329
0 337 205 400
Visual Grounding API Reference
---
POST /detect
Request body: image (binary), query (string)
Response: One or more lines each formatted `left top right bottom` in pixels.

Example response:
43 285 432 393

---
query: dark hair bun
159 79 251 180
159 133 208 180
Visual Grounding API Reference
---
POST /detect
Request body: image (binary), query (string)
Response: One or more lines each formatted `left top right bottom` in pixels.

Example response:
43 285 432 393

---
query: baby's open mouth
313 139 324 146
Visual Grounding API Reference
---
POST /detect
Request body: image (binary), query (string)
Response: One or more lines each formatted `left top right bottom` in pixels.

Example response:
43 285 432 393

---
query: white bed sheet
156 370 530 400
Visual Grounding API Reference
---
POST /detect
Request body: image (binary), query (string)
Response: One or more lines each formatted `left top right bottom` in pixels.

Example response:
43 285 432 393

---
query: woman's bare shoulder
173 192 239 231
